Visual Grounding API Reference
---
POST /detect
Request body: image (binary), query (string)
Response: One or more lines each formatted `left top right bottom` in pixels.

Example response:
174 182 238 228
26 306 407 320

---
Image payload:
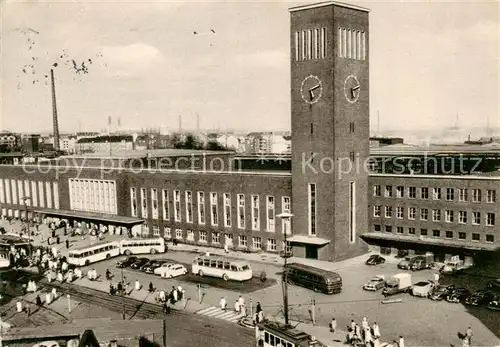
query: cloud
101 43 164 78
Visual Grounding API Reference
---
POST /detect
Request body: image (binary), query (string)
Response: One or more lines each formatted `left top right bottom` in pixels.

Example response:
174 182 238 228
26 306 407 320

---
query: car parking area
246 256 499 347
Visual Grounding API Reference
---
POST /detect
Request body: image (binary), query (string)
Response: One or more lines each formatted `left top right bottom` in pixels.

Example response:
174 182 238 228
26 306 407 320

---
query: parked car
158 264 188 278
412 281 435 297
154 262 177 275
365 255 385 266
446 287 471 303
116 256 138 268
487 279 500 293
410 254 434 271
397 256 417 270
130 257 150 269
487 295 500 311
465 290 496 307
141 259 167 273
429 284 456 301
363 275 386 291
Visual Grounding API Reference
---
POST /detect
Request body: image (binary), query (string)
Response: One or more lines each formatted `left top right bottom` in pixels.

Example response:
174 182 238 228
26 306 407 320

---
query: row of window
0 179 59 210
131 188 292 233
373 206 496 226
69 179 117 215
373 185 496 203
150 226 292 252
337 27 366 60
374 224 495 243
294 27 327 61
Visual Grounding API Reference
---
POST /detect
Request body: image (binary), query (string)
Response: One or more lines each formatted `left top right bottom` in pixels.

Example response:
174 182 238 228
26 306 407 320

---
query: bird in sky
211 29 216 33
193 31 198 35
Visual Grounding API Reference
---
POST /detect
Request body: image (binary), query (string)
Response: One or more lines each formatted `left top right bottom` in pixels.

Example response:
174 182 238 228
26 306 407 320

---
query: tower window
315 29 320 59
361 32 366 60
295 32 300 61
310 123 314 135
321 27 327 58
347 29 351 59
308 183 317 236
349 122 355 133
307 30 313 60
301 31 306 60
349 181 356 243
338 27 342 57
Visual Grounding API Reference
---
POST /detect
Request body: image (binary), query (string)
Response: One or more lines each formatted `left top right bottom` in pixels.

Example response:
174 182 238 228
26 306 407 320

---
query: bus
191 254 252 282
120 238 166 255
0 250 10 269
68 241 120 267
283 262 342 295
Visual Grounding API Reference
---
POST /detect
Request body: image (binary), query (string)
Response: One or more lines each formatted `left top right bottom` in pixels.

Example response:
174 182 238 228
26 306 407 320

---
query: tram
257 321 324 347
0 249 11 269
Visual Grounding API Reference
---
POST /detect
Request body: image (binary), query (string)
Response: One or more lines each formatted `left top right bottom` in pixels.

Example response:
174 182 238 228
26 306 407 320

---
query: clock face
344 75 360 103
300 75 323 104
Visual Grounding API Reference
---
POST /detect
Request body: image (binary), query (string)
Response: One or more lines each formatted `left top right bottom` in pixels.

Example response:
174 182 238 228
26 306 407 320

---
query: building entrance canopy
34 208 144 226
287 235 330 246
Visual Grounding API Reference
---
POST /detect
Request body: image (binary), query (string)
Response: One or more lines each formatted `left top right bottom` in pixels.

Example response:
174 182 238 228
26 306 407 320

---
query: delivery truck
382 273 412 296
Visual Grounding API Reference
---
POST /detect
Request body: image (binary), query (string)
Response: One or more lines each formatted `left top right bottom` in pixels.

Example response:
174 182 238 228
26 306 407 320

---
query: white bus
120 238 166 255
191 255 252 282
68 241 120 267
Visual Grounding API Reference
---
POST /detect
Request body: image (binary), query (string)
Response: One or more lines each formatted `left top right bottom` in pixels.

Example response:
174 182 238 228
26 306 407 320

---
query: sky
1 0 499 134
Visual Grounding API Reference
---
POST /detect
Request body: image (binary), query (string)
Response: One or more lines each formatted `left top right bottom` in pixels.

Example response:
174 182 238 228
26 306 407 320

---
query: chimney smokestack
50 69 60 151
178 115 182 133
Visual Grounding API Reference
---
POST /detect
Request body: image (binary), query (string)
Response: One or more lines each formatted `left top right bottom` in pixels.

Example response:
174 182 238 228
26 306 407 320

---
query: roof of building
361 232 498 251
289 1 370 13
34 208 145 225
370 143 500 156
60 148 235 160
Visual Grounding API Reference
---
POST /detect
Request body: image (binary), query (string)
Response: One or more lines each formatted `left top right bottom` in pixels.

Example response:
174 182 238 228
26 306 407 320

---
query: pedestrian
125 283 129 295
355 325 361 341
163 301 170 314
238 295 245 309
351 320 356 331
220 297 227 311
364 328 372 346
177 285 183 300
172 286 178 302
36 294 42 306
109 284 115 296
234 299 240 313
135 280 141 291
159 290 166 302
149 282 154 293
361 316 369 330
256 302 262 313
65 239 69 249
257 310 264 323
398 335 405 347
330 317 337 333
466 326 473 345
372 322 380 339
434 272 440 284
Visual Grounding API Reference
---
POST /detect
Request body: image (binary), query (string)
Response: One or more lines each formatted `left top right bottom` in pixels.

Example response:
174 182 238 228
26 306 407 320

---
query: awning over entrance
34 208 144 225
361 232 498 252
287 235 330 246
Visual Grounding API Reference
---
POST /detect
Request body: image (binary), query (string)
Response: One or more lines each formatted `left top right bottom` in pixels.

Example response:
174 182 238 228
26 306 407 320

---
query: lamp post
276 212 293 327
21 197 32 256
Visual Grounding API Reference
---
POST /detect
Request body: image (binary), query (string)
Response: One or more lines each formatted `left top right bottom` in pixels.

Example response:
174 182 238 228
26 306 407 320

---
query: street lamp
276 212 293 327
21 197 32 256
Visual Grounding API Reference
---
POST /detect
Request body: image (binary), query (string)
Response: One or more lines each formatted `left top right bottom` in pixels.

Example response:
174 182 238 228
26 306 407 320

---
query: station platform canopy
361 232 498 252
287 235 330 246
34 208 144 226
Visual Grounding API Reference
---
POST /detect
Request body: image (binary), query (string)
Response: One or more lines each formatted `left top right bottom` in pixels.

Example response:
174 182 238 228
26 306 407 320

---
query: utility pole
121 268 126 320
162 320 167 347
277 212 293 327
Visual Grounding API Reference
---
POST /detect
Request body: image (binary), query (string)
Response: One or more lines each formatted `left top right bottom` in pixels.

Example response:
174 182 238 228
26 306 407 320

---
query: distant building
75 135 134 154
0 131 20 150
244 132 291 154
60 136 77 154
21 134 40 153
134 133 172 150
370 137 404 147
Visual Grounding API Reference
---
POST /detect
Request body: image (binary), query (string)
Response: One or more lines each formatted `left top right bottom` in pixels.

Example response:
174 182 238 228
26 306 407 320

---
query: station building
0 1 498 262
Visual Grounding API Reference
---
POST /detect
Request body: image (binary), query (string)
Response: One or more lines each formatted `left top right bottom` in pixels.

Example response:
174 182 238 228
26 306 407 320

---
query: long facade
1 1 498 262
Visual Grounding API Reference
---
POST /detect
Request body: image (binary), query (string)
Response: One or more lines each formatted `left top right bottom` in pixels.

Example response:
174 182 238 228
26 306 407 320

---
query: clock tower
289 1 370 261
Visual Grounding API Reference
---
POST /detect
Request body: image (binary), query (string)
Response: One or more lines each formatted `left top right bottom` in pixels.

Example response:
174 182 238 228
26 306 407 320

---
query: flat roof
361 232 498 251
289 1 369 13
369 173 500 181
60 149 235 160
370 143 500 156
34 208 145 225
4 164 292 177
